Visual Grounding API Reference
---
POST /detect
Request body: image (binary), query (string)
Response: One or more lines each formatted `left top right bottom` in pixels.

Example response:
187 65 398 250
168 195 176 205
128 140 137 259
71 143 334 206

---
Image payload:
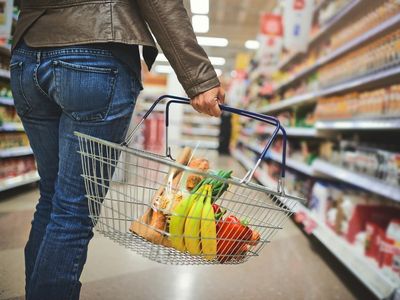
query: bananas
184 185 208 255
201 185 217 260
169 185 204 251
169 184 217 260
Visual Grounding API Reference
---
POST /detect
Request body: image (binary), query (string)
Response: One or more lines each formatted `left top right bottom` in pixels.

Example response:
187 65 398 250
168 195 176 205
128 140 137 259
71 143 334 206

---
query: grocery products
128 147 257 263
0 132 29 149
315 84 400 120
0 156 36 179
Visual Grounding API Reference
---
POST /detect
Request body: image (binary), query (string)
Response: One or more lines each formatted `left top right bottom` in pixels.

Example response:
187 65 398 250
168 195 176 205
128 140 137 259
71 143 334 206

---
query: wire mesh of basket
75 95 304 265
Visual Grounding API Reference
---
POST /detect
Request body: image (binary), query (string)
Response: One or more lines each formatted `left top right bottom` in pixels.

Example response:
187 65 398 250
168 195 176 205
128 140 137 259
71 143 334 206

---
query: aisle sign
283 0 314 52
257 14 283 75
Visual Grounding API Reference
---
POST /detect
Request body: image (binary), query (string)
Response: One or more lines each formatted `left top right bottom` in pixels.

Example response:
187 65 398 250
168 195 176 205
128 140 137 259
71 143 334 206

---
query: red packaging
346 205 400 243
365 222 385 261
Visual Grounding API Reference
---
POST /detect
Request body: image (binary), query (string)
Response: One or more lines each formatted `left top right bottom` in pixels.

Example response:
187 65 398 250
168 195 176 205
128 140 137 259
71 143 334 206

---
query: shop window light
155 65 173 74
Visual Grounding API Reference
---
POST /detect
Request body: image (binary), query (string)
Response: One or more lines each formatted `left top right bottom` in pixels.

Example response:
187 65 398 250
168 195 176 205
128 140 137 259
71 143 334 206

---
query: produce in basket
184 185 210 255
186 158 209 191
201 185 217 260
169 185 206 251
129 147 192 245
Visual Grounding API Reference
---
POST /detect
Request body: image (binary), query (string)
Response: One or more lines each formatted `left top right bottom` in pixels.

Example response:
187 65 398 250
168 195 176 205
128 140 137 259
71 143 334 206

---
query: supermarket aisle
0 154 374 300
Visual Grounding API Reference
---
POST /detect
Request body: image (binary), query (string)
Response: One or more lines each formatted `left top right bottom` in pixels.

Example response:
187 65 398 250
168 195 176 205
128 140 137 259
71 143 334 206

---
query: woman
11 1 225 299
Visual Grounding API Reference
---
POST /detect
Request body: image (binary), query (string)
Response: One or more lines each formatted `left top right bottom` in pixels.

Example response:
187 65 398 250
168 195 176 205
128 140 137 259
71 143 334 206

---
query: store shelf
276 13 400 92
310 0 361 43
235 148 400 299
241 140 320 177
261 65 400 114
0 45 11 57
0 68 10 79
181 127 220 137
0 97 13 106
313 159 400 202
293 202 399 300
0 122 24 132
0 171 40 192
0 146 33 158
315 118 400 131
261 126 318 137
278 0 361 71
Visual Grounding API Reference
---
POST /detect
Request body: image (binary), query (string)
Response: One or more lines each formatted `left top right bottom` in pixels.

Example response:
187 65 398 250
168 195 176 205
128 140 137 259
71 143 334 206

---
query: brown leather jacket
14 0 220 98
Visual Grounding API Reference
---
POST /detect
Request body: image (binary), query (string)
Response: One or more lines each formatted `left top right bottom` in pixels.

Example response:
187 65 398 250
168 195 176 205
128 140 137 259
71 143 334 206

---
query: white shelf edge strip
261 66 400 114
0 97 13 105
0 171 40 192
0 146 33 158
315 118 400 130
235 151 399 299
313 159 400 202
239 139 316 177
0 69 10 78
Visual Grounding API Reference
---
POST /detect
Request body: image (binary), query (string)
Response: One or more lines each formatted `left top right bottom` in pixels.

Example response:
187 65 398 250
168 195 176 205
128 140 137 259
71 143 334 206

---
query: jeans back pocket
52 60 118 122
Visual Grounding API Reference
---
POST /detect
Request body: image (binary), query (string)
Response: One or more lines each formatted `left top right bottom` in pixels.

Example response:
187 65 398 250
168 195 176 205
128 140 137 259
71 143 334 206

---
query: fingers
217 87 226 104
190 86 225 117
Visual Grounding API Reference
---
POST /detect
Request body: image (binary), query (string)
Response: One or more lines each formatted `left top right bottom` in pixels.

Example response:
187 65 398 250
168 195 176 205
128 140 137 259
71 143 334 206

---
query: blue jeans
10 42 140 300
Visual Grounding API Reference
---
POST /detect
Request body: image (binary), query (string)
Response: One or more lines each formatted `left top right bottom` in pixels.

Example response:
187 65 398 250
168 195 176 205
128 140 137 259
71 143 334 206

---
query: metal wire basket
75 95 303 265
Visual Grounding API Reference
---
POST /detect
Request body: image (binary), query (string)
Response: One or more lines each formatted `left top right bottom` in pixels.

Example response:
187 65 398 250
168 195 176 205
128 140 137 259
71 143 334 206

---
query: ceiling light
155 65 173 74
197 36 228 47
156 53 168 62
209 56 225 66
215 69 222 76
190 0 209 14
245 40 260 50
192 15 209 33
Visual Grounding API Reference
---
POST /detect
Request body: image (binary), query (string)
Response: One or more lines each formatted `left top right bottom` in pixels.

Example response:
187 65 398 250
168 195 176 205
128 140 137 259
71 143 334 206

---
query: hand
190 86 226 117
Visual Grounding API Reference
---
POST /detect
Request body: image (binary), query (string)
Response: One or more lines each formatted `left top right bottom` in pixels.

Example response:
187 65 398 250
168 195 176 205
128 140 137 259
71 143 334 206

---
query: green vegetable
191 169 232 202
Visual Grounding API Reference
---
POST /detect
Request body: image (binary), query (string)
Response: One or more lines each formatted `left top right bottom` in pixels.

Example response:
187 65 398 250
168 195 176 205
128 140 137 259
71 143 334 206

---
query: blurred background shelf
0 171 40 192
313 159 400 202
0 146 33 158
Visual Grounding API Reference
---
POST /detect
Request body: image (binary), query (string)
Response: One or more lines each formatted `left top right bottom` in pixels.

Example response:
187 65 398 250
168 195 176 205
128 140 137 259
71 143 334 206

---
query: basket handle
125 95 287 188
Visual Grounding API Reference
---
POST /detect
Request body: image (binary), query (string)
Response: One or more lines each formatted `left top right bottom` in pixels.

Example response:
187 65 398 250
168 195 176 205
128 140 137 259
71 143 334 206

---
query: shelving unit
0 69 10 79
276 13 400 91
0 39 39 192
235 2 400 297
233 148 399 300
262 65 400 114
0 146 33 158
0 170 40 192
315 118 400 130
240 139 324 178
313 159 400 202
0 97 13 106
277 0 361 74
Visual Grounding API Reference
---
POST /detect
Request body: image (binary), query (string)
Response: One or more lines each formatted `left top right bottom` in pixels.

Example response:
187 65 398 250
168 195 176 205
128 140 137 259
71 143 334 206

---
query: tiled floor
0 155 375 300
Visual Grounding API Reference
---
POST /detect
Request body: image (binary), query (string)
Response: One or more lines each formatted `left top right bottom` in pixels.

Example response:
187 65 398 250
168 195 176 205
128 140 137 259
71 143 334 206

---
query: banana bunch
169 184 217 260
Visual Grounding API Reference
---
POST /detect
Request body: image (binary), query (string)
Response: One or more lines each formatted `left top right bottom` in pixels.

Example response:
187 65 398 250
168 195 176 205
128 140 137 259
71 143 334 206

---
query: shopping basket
75 95 304 265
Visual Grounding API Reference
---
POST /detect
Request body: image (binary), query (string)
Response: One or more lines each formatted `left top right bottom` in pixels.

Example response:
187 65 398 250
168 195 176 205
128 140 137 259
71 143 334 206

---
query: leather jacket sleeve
136 0 220 98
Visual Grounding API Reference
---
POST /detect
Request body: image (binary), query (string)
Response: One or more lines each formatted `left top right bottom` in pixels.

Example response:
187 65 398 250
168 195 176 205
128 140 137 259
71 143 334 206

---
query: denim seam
103 72 118 120
15 62 32 117
33 63 51 99
54 60 118 74
14 48 114 58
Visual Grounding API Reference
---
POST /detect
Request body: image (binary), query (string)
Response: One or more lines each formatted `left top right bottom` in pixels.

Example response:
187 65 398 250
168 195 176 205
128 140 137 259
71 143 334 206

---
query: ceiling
154 0 277 74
